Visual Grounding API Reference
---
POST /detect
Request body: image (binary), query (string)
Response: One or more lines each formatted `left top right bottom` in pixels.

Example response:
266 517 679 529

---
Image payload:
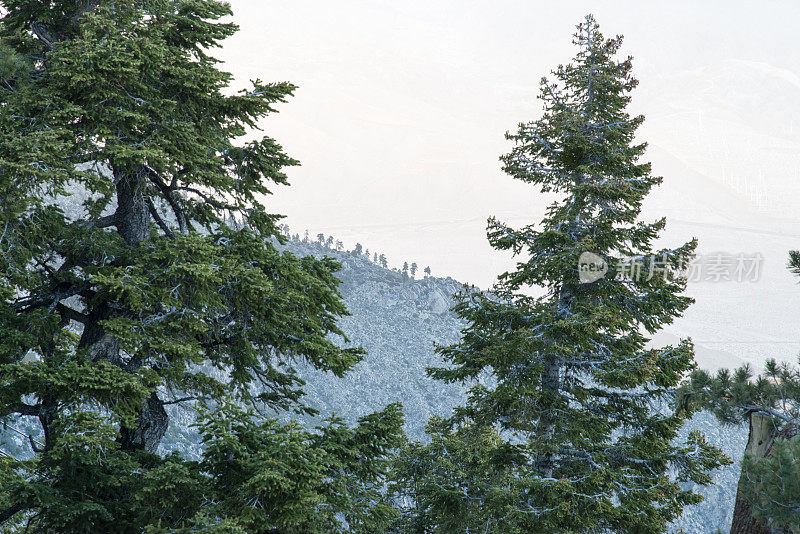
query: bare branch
162 396 197 406
3 402 41 417
30 22 56 49
11 283 88 313
142 166 187 233
77 214 117 229
146 196 176 239
56 302 88 325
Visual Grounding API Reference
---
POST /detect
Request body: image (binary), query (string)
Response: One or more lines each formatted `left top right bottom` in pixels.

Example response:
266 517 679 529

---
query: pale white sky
219 1 800 369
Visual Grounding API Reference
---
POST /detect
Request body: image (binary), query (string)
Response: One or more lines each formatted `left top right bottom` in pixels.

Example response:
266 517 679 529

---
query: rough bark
113 166 168 451
535 285 570 478
730 414 799 534
730 413 775 534
118 392 168 452
115 166 152 246
79 303 122 365
74 165 169 452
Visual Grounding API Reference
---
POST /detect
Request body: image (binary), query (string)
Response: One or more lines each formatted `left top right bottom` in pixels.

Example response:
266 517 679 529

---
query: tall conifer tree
392 15 726 533
0 1 402 530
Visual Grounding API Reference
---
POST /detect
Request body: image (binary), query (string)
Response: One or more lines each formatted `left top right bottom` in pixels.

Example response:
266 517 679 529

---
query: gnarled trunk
118 392 168 452
76 164 168 453
730 413 797 534
730 413 774 534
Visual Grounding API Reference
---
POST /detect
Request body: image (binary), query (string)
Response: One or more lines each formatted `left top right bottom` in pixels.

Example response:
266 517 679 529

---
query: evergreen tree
392 15 725 533
379 254 388 269
678 358 800 533
410 262 417 278
739 433 800 532
424 266 431 277
675 249 800 531
402 261 409 277
0 1 402 530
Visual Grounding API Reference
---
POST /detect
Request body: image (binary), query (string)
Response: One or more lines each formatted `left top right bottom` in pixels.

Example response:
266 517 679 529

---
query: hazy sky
217 1 800 368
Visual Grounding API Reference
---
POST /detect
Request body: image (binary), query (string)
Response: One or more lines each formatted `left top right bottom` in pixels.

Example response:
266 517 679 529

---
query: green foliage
390 417 519 533
393 15 727 533
677 357 800 425
0 0 402 530
195 402 405 533
0 404 405 533
740 434 800 530
679 350 800 528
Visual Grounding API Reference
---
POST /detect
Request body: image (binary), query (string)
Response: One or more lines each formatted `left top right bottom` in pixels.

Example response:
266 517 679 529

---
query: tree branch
30 22 56 49
11 283 88 313
3 402 41 417
77 213 117 229
56 302 88 325
0 502 27 525
28 434 43 454
146 196 176 239
142 166 187 233
175 185 236 212
162 396 197 406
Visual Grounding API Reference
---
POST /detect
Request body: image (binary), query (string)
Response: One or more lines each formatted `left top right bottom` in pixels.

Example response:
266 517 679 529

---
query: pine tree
679 358 800 534
0 1 403 530
424 266 431 277
676 249 800 532
410 262 418 278
739 433 800 532
393 15 726 533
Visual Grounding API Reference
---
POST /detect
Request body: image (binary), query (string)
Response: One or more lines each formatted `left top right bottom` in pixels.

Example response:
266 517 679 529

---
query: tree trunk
118 392 168 452
729 415 800 534
115 165 152 246
113 166 168 452
535 286 570 478
77 164 168 453
730 413 775 534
